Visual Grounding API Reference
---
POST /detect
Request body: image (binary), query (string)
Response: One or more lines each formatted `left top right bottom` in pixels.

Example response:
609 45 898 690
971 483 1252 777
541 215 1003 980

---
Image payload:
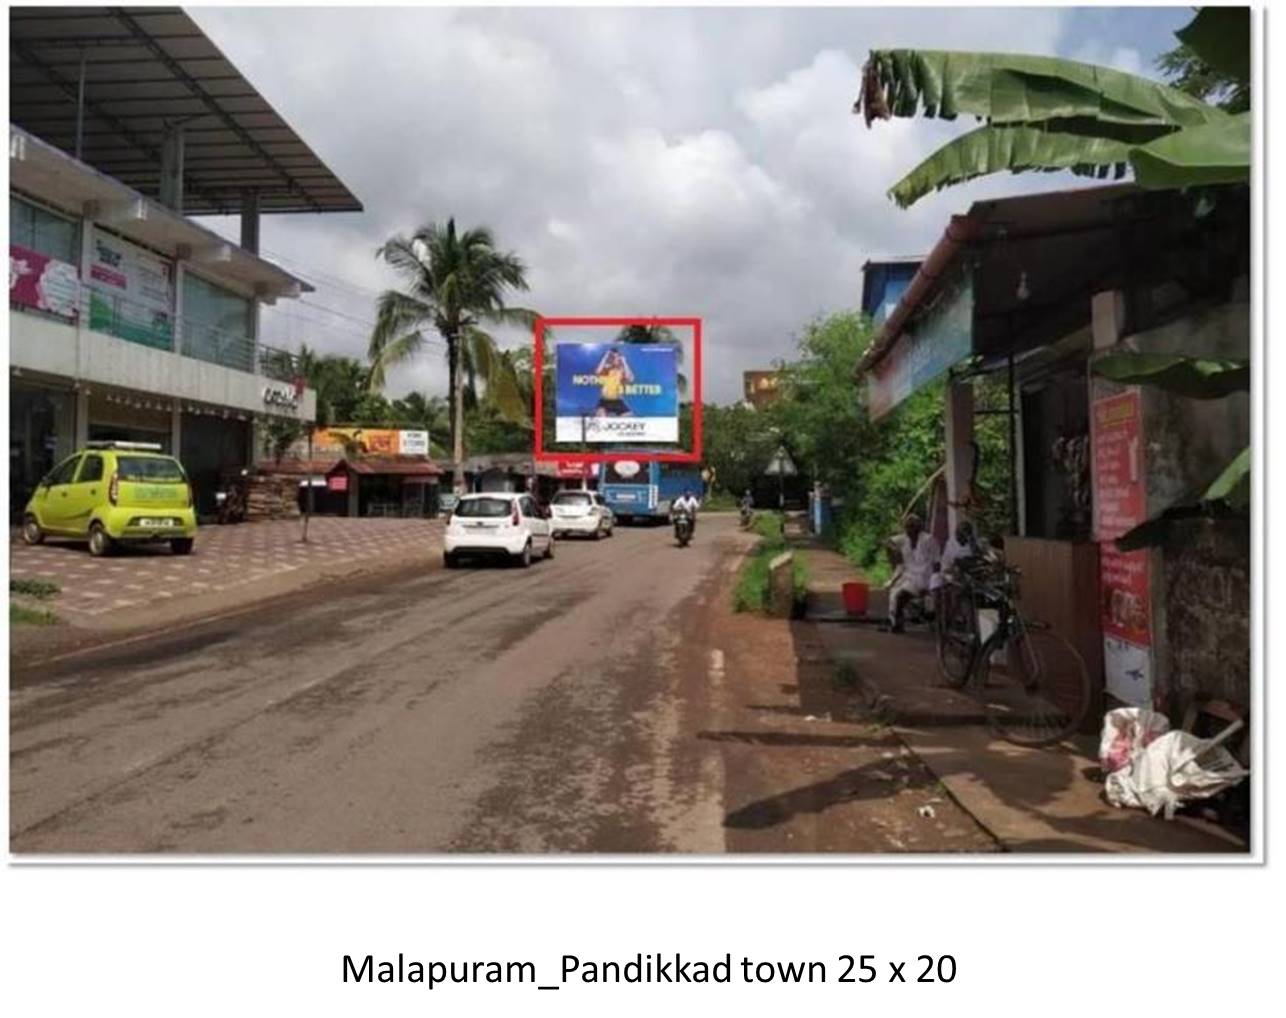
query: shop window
9 196 79 264
182 272 254 372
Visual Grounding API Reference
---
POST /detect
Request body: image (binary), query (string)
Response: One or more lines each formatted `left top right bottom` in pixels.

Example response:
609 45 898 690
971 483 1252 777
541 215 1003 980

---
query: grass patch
11 602 59 626
11 578 61 600
732 512 808 614
703 490 739 511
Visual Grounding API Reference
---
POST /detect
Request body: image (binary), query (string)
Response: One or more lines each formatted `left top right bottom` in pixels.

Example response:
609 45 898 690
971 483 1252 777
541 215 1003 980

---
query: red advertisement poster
1091 390 1145 541
9 243 79 318
1100 546 1151 645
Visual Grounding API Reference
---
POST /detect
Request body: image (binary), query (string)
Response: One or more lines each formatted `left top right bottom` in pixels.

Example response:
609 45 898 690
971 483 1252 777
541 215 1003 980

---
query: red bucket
842 581 869 616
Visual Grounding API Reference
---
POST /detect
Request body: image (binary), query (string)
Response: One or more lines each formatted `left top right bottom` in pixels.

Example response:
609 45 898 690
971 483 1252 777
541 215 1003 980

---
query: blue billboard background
555 343 679 443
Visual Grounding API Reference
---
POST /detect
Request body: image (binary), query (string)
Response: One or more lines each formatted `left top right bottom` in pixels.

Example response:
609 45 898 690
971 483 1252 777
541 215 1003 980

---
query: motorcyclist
671 487 702 536
739 489 754 526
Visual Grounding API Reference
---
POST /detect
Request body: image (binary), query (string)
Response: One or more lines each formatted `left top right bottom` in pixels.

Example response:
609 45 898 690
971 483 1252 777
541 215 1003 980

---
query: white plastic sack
1105 729 1249 820
1099 707 1170 775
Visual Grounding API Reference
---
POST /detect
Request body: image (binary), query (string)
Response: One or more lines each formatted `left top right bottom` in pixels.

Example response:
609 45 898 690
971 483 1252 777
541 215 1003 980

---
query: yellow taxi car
21 441 197 557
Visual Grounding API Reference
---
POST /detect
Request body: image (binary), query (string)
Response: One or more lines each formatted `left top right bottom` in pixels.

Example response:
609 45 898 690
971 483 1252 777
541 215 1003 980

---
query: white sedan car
549 490 614 539
443 492 554 568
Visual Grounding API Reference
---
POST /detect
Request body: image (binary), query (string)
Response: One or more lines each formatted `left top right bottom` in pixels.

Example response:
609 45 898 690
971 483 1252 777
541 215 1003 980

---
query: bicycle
936 557 1092 747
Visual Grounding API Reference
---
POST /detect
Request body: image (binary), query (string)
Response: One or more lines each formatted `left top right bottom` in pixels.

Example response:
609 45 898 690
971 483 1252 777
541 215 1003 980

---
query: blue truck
601 458 703 524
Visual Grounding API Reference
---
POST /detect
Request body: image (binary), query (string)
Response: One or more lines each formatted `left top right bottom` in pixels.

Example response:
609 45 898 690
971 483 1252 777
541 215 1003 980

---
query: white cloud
187 6 1176 403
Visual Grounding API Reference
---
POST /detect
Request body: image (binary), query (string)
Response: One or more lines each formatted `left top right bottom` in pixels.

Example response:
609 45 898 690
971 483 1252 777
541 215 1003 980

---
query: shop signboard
866 275 972 421
313 427 431 457
327 474 349 492
85 229 174 349
398 430 429 455
555 342 679 443
555 459 597 479
1091 388 1152 704
10 243 79 318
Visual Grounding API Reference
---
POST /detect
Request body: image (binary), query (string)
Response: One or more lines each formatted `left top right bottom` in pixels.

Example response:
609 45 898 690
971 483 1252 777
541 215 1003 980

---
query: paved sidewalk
10 517 442 627
791 539 1246 853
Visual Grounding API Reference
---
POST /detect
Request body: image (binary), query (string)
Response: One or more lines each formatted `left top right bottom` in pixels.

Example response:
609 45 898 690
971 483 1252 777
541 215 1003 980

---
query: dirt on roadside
694 551 1001 854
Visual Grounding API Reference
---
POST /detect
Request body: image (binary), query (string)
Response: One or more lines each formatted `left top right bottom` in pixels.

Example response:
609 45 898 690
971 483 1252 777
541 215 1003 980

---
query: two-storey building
9 6 362 517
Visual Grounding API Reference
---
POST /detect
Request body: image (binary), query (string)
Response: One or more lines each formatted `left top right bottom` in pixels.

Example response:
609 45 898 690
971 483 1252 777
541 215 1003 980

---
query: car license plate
140 518 174 528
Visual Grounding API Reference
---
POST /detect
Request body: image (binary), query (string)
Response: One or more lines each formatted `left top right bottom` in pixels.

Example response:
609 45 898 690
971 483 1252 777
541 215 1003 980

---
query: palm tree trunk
450 334 466 493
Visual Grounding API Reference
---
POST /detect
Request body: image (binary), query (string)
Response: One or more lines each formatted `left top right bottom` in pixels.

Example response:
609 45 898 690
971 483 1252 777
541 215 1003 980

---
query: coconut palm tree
369 218 536 492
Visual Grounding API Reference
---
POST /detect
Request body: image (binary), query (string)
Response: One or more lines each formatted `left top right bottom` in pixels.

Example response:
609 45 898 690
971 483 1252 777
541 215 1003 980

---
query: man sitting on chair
885 513 940 633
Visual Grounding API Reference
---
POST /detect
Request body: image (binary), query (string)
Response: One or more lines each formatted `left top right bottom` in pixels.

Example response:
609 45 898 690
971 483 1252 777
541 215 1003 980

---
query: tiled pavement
10 517 442 622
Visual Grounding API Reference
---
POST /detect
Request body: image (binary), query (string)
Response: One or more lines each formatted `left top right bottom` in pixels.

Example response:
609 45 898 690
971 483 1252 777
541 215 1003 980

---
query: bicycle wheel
975 622 1092 746
936 588 979 688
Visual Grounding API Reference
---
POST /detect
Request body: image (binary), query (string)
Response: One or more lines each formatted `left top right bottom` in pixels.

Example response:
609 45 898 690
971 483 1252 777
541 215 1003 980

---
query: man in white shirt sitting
885 513 940 633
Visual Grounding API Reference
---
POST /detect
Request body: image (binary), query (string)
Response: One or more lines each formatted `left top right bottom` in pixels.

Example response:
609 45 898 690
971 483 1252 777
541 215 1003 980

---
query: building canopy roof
9 6 362 215
858 183 1139 378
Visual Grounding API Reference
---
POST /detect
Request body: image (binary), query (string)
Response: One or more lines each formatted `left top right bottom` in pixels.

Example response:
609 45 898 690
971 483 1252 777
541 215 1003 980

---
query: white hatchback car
549 490 614 540
443 492 554 568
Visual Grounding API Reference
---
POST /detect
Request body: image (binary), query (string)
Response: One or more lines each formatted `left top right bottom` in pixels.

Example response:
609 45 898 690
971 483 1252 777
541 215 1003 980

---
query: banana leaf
888 123 1134 207
1091 353 1249 399
1176 7 1250 85
1129 112 1251 189
858 50 1230 130
1203 444 1251 507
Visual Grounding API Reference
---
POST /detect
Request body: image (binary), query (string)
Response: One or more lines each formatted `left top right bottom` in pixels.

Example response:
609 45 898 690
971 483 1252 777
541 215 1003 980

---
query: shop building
857 183 1250 718
9 7 361 518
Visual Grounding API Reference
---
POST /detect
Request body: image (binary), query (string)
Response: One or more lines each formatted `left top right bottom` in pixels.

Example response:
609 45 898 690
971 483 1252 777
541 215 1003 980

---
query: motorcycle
738 504 753 529
672 509 694 548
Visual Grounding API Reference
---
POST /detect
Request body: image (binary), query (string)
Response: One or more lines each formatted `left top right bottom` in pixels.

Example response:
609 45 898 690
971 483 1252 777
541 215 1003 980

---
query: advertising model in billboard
555 342 679 443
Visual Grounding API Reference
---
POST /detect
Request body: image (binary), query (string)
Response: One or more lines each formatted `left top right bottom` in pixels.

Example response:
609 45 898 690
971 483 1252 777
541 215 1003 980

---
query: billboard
10 244 79 319
85 228 174 349
555 342 679 443
313 428 430 456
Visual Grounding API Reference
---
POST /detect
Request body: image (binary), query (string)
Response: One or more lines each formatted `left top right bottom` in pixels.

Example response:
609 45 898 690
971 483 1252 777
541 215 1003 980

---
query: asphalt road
11 516 742 854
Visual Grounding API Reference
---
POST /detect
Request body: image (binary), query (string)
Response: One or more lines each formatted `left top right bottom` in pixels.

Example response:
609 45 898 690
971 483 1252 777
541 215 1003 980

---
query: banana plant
854 8 1249 207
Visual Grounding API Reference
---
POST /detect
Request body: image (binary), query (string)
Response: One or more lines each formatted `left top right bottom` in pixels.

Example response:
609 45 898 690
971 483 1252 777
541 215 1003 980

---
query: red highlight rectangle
533 316 702 465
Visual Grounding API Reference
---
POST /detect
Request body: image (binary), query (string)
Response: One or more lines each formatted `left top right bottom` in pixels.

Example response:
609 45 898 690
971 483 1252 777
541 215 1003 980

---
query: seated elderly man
884 513 941 633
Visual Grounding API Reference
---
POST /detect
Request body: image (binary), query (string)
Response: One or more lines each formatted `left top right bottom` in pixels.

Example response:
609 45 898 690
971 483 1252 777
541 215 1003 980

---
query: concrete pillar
74 388 90 449
240 190 260 255
944 380 975 532
1092 290 1126 350
159 124 185 213
170 399 182 458
173 260 186 355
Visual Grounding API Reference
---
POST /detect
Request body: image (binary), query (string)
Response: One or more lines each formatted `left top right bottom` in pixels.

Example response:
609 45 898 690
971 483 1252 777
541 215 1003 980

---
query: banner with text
86 228 174 349
313 428 430 457
10 243 79 319
555 343 679 443
1091 388 1151 704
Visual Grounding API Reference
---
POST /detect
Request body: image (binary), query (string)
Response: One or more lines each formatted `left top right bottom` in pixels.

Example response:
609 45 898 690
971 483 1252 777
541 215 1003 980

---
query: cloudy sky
194 4 1192 404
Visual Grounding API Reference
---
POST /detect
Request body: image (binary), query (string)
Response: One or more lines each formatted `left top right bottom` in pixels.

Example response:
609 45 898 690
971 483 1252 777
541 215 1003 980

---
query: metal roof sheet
9 6 362 215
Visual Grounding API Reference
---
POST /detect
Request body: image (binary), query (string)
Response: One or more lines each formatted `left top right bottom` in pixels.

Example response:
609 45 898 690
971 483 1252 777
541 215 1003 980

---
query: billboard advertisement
85 228 174 349
555 342 678 443
10 244 79 319
313 428 430 456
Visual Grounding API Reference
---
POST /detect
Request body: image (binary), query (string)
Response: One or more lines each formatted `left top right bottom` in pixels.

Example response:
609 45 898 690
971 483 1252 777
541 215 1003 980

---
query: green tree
369 218 536 492
855 6 1250 546
701 402 778 497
